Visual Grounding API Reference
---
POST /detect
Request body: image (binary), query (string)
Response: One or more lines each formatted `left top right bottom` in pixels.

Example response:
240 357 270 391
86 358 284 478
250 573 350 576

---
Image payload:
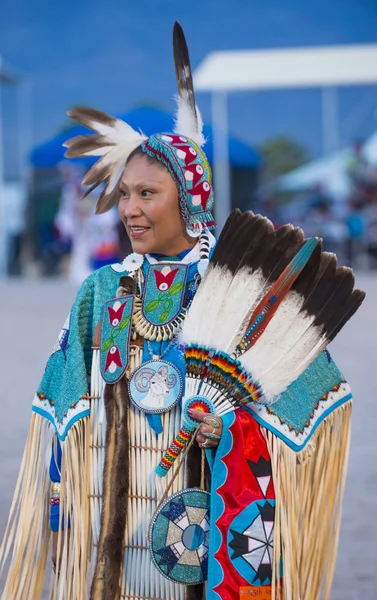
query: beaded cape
0 241 354 600
31 261 349 445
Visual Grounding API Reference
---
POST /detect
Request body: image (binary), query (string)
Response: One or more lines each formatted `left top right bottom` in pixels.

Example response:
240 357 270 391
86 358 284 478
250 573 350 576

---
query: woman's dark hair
126 144 167 170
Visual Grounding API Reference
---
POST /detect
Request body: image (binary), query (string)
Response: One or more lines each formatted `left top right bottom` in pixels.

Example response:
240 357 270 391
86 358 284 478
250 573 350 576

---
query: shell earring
186 222 203 238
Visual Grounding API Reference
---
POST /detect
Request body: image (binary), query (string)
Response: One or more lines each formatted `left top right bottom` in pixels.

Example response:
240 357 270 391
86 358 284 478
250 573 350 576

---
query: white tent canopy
278 130 377 197
278 150 350 196
194 44 377 91
193 43 377 227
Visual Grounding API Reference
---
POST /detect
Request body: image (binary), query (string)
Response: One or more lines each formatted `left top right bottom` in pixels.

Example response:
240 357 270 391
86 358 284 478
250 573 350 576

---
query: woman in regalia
0 22 362 600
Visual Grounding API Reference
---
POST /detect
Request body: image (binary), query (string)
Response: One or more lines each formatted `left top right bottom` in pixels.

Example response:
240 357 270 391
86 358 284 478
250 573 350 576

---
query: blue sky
1 0 377 176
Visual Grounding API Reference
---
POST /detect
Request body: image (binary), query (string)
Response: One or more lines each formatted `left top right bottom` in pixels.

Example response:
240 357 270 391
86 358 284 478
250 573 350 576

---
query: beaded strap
155 424 195 477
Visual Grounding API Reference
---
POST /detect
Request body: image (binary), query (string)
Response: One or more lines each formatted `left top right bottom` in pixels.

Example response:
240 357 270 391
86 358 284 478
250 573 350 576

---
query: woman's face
118 154 195 256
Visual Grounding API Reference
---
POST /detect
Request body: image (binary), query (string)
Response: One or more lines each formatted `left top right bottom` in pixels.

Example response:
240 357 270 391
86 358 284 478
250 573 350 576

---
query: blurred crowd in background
260 140 377 270
1 3 377 284
5 133 377 283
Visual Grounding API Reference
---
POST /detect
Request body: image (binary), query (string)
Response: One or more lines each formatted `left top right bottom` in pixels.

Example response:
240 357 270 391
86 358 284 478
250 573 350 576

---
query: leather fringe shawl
262 401 352 600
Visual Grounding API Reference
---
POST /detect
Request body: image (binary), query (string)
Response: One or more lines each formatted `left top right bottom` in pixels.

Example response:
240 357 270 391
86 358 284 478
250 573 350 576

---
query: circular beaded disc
128 360 183 414
182 395 215 429
149 488 210 585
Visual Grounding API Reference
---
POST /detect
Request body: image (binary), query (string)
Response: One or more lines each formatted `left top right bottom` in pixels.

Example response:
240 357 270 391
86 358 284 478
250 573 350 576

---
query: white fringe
262 401 352 600
89 345 186 599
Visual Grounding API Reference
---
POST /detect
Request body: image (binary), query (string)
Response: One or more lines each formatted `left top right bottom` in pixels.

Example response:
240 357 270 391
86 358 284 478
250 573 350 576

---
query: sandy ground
0 274 376 599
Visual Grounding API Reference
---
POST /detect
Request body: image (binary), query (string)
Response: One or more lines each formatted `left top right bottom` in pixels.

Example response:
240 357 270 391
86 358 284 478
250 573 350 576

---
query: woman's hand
188 409 223 449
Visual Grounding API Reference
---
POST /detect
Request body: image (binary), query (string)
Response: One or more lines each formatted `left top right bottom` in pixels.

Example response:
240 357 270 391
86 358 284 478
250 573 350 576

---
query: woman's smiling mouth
128 225 151 239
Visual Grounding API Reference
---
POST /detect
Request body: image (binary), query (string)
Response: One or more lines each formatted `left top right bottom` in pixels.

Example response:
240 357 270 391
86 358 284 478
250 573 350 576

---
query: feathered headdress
63 22 215 230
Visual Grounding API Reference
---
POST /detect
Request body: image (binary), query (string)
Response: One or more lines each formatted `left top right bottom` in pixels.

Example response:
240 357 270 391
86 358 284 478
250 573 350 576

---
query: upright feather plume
173 21 205 147
63 107 146 214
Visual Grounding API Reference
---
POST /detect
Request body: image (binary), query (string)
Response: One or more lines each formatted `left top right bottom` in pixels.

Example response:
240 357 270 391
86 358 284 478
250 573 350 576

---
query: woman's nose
122 194 142 218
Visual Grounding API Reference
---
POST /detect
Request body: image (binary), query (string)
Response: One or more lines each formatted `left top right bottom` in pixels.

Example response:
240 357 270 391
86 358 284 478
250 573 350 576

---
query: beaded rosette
149 488 210 585
128 359 183 414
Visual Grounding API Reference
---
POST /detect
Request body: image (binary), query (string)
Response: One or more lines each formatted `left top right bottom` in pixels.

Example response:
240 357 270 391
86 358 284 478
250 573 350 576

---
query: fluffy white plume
256 325 325 400
180 264 230 349
64 108 147 204
213 268 267 352
239 291 307 379
173 92 205 147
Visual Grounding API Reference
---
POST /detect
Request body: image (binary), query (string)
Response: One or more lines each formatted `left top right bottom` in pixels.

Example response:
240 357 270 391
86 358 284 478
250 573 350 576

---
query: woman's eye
119 189 128 198
141 189 153 197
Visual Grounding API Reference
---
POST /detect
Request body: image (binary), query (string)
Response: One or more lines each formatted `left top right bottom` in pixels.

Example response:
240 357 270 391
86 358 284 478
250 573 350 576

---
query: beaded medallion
128 359 183 414
133 264 188 341
149 488 210 585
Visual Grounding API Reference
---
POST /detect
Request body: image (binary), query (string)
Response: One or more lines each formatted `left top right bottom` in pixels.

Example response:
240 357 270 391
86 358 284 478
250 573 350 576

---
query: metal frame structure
0 57 28 276
193 44 377 227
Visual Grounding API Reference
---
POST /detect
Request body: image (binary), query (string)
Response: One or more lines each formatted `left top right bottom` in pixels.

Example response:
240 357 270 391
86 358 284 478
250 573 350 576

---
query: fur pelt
90 274 135 600
90 377 130 600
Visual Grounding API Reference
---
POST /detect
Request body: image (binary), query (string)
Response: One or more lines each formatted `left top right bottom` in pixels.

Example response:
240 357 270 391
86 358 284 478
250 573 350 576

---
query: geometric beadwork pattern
228 500 275 586
149 488 210 585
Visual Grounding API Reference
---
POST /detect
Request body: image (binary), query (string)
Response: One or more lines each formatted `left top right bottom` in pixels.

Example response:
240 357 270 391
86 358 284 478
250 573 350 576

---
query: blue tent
30 106 260 169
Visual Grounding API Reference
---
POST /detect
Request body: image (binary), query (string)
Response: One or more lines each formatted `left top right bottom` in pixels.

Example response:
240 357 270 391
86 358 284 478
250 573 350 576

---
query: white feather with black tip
180 264 231 348
239 291 310 379
258 326 325 400
172 22 205 148
173 92 206 148
212 267 267 352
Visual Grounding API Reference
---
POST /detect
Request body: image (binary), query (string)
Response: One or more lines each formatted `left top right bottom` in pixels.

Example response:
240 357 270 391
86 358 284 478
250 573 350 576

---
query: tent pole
322 86 339 155
0 57 6 276
211 90 231 231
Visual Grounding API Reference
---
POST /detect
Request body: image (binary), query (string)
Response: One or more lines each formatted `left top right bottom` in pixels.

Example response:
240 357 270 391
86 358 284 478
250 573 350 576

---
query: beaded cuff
50 482 61 506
